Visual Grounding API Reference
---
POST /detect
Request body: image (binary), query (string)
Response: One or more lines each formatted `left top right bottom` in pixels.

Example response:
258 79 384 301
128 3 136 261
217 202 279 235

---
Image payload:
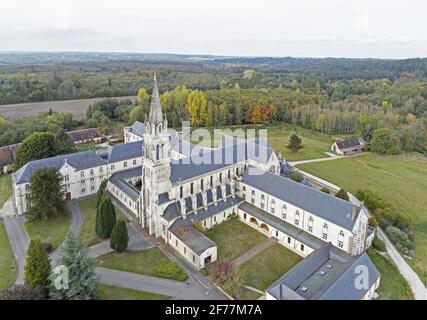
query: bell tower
140 73 171 237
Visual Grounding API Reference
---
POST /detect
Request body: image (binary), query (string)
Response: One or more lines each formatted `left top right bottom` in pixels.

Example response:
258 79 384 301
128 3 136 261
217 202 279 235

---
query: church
11 75 380 300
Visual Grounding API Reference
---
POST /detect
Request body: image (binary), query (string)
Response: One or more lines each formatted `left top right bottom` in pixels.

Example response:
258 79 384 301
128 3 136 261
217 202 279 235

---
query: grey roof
66 128 104 143
280 161 294 176
162 185 243 222
13 150 107 184
128 121 146 137
241 167 361 230
169 222 216 255
335 139 362 150
110 166 142 180
267 243 380 300
110 176 140 201
107 141 143 163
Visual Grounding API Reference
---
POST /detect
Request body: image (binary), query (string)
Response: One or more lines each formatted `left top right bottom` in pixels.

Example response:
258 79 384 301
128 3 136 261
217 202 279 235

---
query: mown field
0 223 17 289
0 175 12 209
188 124 345 161
297 152 427 282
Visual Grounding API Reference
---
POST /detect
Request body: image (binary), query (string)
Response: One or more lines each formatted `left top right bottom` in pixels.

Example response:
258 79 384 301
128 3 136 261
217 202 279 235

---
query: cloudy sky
0 0 426 58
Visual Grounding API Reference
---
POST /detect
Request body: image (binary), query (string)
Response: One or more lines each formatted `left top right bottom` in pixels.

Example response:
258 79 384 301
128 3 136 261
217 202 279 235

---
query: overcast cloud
0 0 426 58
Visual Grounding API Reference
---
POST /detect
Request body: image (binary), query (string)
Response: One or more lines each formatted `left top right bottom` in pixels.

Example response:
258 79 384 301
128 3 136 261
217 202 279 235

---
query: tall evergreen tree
96 180 108 209
26 167 67 221
110 220 129 252
24 239 51 296
95 198 116 239
49 233 99 300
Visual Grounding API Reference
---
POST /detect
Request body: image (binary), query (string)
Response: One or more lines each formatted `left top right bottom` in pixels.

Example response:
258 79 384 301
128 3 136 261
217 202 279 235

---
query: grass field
78 197 128 246
97 284 170 300
297 152 427 281
238 243 302 290
98 248 187 281
25 211 71 250
187 124 341 161
369 251 414 300
0 223 17 289
0 175 12 209
205 216 267 261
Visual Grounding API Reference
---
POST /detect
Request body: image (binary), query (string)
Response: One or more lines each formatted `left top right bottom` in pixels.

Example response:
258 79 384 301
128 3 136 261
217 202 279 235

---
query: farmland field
0 96 135 121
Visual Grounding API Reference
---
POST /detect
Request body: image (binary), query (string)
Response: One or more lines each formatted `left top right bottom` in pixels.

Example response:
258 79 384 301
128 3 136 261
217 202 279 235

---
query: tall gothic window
156 145 160 160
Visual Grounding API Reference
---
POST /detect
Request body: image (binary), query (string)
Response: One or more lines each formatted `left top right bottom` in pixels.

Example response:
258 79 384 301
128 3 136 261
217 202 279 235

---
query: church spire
148 73 163 125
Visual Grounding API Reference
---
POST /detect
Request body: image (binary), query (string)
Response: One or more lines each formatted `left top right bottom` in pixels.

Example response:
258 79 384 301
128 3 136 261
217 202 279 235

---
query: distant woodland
0 53 426 155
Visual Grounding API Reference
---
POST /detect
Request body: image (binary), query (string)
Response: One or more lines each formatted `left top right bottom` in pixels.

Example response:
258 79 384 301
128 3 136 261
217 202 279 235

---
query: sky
0 0 426 58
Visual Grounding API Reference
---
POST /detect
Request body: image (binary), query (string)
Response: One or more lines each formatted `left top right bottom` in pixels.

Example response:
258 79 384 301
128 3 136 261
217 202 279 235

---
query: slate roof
0 143 20 167
280 161 293 176
335 139 361 150
66 128 104 143
169 135 274 184
128 121 146 137
169 223 216 255
110 166 142 180
110 176 140 201
241 167 361 230
13 150 107 184
267 243 380 300
107 141 143 163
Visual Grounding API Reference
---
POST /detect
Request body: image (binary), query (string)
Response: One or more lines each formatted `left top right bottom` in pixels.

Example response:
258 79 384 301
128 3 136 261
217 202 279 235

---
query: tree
26 167 67 221
368 127 400 155
14 132 57 169
24 239 51 296
49 233 99 300
95 198 116 239
186 90 207 127
0 284 44 300
286 134 303 152
137 88 150 106
355 114 378 142
335 188 350 201
96 180 108 209
110 220 129 252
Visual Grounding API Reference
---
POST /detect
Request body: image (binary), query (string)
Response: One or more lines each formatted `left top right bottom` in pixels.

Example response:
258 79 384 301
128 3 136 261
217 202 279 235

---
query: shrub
319 187 330 194
0 284 44 300
154 261 187 281
368 216 378 229
24 239 51 296
289 170 304 182
210 260 235 284
372 234 386 252
335 188 349 201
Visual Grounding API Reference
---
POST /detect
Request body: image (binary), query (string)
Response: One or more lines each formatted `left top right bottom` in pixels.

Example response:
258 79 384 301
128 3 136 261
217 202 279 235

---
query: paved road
3 216 29 284
289 152 364 166
97 267 221 300
51 201 84 263
297 166 427 300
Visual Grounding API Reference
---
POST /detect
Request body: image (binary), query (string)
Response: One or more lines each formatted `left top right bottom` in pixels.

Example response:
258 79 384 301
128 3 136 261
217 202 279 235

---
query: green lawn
0 175 12 209
25 211 71 250
238 243 302 290
0 223 17 289
98 248 187 281
97 284 170 300
206 216 267 261
188 124 337 161
78 197 129 246
297 152 427 281
369 251 414 300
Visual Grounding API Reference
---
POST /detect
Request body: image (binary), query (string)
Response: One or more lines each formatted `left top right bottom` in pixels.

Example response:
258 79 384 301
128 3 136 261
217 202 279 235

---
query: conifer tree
49 233 98 300
24 239 51 296
286 133 303 152
110 220 129 253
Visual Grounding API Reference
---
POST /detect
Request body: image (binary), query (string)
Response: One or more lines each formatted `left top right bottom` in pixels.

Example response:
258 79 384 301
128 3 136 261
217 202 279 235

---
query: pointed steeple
148 73 163 125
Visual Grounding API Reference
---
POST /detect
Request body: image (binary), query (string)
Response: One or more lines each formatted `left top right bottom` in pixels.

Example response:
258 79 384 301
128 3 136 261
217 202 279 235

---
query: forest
0 52 426 155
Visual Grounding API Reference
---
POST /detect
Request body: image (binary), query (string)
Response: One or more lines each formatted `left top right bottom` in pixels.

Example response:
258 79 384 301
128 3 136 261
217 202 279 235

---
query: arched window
156 145 160 160
228 170 231 179
323 223 328 229
210 175 213 187
219 173 222 183
201 179 204 190
308 216 313 223
180 186 183 198
191 183 194 194
282 205 287 220
251 190 255 196
271 200 275 214
294 210 300 227
261 194 265 200
339 230 344 237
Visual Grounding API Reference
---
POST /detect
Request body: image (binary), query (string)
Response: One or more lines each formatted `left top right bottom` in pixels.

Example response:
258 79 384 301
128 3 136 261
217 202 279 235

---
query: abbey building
11 75 380 300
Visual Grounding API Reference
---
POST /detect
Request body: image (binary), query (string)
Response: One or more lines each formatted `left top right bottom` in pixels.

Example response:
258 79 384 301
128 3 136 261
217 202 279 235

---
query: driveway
3 215 29 285
96 267 223 300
